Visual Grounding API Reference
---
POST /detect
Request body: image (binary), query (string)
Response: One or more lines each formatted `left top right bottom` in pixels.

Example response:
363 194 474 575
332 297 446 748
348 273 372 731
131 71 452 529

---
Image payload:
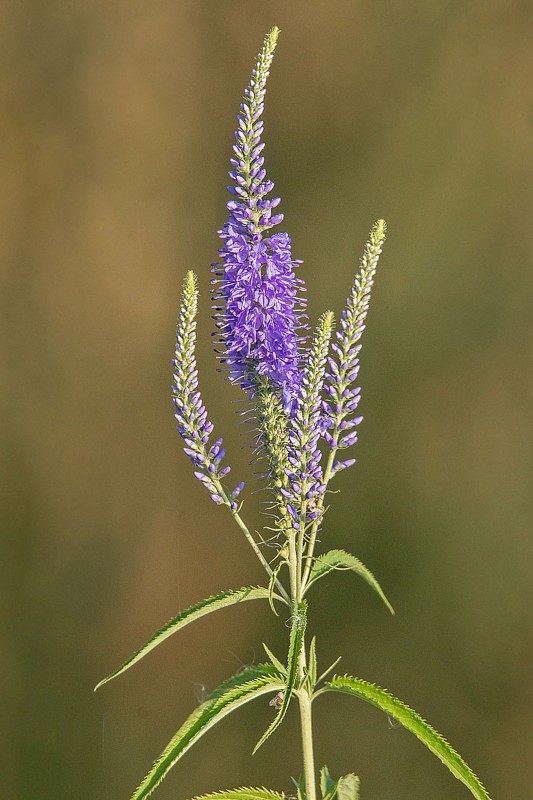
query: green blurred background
1 1 532 798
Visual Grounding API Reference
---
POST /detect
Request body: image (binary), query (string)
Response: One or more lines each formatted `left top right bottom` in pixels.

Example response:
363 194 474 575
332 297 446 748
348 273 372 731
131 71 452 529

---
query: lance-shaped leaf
263 643 287 677
95 587 278 691
322 675 492 800
190 788 285 800
131 664 285 800
253 600 307 753
304 549 394 614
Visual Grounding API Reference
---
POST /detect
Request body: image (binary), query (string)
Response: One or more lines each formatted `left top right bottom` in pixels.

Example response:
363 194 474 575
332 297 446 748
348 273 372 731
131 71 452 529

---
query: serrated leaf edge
305 549 394 614
131 665 285 800
253 600 307 753
336 773 360 800
95 586 277 691
190 787 285 800
323 675 492 800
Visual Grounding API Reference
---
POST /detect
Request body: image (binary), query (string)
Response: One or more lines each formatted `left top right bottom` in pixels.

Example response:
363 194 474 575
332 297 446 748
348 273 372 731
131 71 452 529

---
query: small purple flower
283 312 334 527
212 27 306 410
172 271 243 504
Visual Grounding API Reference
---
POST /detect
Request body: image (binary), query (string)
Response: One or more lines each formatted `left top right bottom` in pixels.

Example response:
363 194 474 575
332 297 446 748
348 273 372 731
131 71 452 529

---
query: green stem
298 667 317 800
288 531 298 599
217 482 291 605
296 498 307 600
294 540 316 800
301 445 338 588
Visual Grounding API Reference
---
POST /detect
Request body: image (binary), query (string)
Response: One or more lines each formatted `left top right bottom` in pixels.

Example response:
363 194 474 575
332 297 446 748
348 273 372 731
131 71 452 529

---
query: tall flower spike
212 27 307 411
284 312 335 528
172 271 243 507
322 220 386 477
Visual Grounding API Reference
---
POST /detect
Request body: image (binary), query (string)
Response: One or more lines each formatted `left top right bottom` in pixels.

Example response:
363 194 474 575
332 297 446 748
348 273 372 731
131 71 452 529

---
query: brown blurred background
1 1 532 798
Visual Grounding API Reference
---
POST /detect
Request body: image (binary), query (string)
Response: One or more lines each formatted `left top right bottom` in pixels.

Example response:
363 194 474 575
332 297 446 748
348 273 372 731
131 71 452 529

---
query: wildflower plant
96 28 493 800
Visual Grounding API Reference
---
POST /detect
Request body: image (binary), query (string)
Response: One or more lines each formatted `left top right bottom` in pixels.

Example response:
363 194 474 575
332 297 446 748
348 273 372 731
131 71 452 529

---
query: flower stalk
97 27 494 800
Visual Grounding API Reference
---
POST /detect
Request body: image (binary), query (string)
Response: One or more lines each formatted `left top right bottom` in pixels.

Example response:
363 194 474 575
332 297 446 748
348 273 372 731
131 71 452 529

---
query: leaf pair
96 590 307 800
253 600 307 753
129 602 306 800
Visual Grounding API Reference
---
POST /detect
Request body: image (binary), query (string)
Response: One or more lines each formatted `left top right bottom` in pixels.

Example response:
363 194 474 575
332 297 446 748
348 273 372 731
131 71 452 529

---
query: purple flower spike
212 27 306 409
322 221 386 478
283 312 334 524
172 271 243 504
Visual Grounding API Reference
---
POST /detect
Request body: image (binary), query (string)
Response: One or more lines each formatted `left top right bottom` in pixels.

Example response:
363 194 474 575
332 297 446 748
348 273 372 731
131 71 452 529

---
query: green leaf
268 563 283 615
95 587 277 690
317 656 342 687
262 643 287 677
336 774 360 800
323 675 492 800
305 549 394 614
253 600 307 753
319 767 359 800
131 664 285 800
190 788 285 800
319 766 337 800
291 774 307 800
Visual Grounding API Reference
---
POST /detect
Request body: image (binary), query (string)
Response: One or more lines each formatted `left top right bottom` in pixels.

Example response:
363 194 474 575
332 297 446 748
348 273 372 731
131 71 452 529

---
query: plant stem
288 531 298 599
217 482 291 605
301 445 337 588
298 681 317 800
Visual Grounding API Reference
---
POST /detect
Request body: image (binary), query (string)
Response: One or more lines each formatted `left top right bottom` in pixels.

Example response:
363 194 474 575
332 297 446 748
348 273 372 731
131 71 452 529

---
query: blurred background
1 1 532 798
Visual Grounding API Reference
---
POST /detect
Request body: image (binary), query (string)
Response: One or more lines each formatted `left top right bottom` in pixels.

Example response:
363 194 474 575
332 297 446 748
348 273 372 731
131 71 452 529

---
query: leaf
95 587 276 690
305 549 394 614
319 766 337 800
336 774 360 800
291 774 307 800
319 767 358 800
263 643 287 677
253 600 307 753
191 788 285 800
323 675 492 800
131 664 285 800
316 656 342 687
268 563 283 616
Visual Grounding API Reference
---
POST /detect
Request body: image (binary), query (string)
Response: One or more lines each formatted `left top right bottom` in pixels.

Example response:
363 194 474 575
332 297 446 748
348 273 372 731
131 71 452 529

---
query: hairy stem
288 531 298 600
298 647 317 800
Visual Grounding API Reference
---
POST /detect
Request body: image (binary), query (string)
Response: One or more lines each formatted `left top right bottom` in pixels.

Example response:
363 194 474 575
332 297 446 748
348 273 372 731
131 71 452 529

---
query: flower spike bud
284 311 334 525
252 374 295 538
172 271 243 504
212 28 306 409
322 220 386 475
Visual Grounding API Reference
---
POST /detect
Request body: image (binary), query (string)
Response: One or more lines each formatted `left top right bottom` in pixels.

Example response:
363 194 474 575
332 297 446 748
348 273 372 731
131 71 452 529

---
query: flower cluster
212 27 306 410
172 271 244 508
172 35 385 529
321 220 386 478
282 313 334 529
